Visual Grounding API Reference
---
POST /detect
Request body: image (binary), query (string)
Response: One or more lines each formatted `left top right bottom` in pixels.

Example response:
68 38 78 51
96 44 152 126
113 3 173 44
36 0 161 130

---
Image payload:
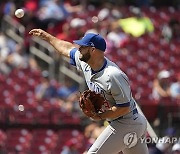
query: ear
91 47 96 53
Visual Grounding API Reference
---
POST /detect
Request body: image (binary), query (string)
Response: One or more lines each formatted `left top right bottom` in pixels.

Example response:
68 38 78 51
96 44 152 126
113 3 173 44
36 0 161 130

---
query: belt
108 108 138 123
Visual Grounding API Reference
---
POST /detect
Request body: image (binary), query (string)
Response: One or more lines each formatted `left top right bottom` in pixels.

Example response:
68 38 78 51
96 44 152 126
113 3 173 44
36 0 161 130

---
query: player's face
79 46 92 62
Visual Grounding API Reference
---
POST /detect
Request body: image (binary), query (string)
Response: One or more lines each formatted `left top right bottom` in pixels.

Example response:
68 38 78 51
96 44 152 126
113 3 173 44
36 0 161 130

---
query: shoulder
104 59 125 79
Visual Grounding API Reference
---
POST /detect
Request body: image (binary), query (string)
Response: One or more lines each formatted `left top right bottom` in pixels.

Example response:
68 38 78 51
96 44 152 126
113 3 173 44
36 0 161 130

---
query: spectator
161 23 173 42
35 70 57 100
57 77 78 101
0 41 28 75
164 127 176 137
170 73 180 99
106 24 129 48
162 19 180 42
56 23 75 42
113 7 154 37
6 43 28 69
152 70 171 100
35 0 69 30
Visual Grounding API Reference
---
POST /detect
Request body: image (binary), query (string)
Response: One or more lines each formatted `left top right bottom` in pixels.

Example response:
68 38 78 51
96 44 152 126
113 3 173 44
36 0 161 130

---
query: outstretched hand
29 29 50 40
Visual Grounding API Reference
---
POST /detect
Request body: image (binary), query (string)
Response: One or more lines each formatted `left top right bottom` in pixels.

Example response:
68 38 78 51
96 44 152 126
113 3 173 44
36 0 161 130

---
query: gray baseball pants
87 111 149 154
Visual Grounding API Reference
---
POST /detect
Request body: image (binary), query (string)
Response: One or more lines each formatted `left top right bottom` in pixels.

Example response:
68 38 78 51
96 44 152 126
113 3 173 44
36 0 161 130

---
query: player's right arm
29 29 75 58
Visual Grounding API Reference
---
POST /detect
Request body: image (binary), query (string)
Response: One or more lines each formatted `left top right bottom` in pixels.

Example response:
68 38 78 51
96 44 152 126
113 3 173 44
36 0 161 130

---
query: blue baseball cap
73 33 106 52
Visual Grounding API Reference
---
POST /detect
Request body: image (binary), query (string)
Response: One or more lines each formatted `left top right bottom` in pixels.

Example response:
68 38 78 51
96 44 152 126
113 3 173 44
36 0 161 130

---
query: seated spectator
83 122 105 153
162 19 180 42
170 72 180 99
35 0 69 30
113 7 154 37
35 70 57 100
6 43 28 69
106 25 129 48
0 32 19 74
35 0 82 31
57 77 78 100
152 70 171 100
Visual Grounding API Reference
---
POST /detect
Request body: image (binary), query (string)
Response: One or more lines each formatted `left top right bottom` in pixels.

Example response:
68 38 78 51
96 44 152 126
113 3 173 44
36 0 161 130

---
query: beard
79 50 91 62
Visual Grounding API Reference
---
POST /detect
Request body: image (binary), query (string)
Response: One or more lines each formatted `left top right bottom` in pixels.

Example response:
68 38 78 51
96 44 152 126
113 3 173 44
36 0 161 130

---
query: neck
88 56 105 71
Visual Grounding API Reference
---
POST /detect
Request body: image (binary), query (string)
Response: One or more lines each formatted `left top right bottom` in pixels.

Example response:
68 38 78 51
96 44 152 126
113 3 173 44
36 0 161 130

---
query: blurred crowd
0 0 180 153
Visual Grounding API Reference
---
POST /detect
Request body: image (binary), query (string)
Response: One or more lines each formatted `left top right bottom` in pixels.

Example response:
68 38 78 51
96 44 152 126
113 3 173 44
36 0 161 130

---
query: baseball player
29 29 149 154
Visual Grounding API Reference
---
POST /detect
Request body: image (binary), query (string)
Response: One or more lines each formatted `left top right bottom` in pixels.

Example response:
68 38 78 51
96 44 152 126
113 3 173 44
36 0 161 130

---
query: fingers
29 29 49 41
29 29 38 35
29 29 43 36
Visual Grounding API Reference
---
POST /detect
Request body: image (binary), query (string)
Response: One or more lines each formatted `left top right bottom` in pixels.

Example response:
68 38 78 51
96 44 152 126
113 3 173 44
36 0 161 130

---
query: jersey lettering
87 81 101 93
87 81 111 111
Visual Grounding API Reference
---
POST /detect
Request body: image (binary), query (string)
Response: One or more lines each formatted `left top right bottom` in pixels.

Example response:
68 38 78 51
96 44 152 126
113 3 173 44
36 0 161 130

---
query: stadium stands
0 0 179 153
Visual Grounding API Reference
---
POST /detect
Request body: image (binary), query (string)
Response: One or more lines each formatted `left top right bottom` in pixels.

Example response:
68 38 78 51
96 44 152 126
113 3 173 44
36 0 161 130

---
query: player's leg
87 124 126 154
87 112 148 154
122 137 149 154
122 114 149 154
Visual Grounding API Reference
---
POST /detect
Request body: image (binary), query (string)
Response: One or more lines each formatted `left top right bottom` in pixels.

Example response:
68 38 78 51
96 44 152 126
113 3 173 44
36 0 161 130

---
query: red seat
36 114 51 125
138 99 158 122
0 130 7 146
8 108 35 124
6 129 32 153
32 129 58 153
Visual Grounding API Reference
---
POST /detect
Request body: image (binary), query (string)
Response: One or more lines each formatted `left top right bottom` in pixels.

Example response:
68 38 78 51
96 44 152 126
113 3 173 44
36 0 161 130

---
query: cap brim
73 40 89 46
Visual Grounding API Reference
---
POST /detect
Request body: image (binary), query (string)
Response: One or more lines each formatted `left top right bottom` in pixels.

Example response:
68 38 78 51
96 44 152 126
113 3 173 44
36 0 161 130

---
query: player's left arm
92 70 131 120
92 106 130 120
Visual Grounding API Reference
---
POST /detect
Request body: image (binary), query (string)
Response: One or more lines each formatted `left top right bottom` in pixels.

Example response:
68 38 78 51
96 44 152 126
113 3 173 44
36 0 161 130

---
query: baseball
15 9 24 18
18 105 24 111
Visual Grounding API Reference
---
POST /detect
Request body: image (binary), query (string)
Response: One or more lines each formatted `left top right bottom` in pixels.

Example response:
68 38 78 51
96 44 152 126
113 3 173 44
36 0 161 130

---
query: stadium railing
1 15 85 91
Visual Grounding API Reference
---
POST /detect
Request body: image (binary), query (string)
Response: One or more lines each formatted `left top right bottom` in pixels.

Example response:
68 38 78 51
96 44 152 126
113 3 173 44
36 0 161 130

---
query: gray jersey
70 48 136 121
70 48 148 154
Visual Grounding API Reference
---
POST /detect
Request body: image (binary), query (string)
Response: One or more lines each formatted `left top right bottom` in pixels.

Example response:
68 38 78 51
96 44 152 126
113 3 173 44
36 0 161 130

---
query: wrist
91 113 103 120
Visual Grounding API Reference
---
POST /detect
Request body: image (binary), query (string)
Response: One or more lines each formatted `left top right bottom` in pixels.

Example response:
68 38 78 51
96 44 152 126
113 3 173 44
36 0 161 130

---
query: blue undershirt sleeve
69 48 78 66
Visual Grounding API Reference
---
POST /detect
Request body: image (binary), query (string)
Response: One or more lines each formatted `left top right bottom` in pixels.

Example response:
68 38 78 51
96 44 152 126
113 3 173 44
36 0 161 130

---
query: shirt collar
91 59 107 75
